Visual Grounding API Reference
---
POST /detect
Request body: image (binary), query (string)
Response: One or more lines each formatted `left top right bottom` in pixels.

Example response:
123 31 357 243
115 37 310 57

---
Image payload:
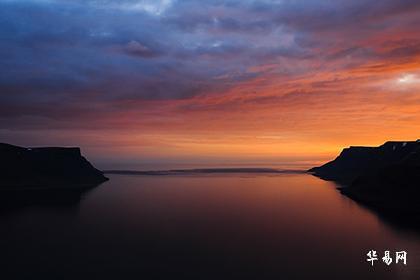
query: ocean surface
1 173 420 279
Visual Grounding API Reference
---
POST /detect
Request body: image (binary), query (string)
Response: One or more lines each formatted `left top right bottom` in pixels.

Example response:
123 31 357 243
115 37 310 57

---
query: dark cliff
309 140 420 184
309 140 420 214
0 143 108 189
343 147 420 210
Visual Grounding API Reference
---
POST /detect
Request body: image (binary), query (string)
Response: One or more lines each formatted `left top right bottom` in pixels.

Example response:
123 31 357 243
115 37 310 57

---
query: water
1 173 420 279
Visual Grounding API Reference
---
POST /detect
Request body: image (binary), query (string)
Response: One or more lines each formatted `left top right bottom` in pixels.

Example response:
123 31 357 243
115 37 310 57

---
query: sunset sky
1 0 420 169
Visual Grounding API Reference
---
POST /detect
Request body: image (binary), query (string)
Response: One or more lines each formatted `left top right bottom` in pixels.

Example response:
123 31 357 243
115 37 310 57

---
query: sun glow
398 74 417 84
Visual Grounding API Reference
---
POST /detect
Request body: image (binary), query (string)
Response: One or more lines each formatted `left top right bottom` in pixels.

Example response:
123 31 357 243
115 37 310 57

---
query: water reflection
314 175 420 235
1 174 420 280
340 196 420 235
0 186 97 214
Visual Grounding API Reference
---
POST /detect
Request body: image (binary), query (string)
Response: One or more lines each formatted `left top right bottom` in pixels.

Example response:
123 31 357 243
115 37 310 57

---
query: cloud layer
1 0 420 167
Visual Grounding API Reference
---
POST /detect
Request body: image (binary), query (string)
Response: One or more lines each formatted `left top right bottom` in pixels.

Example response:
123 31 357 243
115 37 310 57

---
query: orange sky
1 0 420 169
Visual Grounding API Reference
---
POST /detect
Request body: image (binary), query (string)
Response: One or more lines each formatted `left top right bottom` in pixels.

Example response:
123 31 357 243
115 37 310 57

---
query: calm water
1 173 420 279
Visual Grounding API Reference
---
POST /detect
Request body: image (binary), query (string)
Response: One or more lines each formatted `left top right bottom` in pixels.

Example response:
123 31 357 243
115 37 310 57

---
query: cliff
309 140 420 214
0 143 108 189
342 148 420 212
309 140 420 184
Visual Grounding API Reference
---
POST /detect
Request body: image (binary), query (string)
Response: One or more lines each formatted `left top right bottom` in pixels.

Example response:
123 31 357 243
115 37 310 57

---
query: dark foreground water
1 173 420 280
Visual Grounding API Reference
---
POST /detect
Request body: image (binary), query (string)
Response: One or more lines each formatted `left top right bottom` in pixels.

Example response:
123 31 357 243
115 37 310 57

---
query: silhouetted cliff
309 140 420 214
343 147 420 211
309 140 420 184
0 143 108 189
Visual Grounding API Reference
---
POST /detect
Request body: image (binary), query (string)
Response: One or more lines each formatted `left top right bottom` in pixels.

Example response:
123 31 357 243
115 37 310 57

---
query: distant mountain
104 168 304 176
0 143 108 189
309 140 420 213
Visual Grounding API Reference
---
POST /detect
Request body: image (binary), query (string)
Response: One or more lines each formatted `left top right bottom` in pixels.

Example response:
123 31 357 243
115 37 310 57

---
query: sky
1 0 420 169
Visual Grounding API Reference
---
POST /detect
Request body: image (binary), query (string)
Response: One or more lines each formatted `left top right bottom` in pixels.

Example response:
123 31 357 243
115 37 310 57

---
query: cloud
117 0 174 15
1 0 420 158
123 40 161 57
